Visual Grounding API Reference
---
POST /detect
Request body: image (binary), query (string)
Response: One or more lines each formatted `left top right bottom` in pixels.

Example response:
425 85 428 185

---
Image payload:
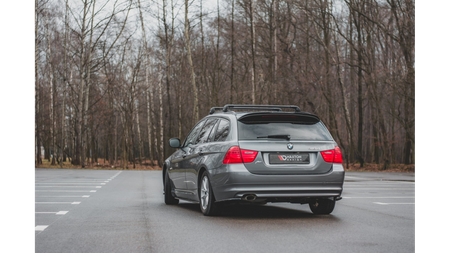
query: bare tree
184 0 199 122
35 0 414 170
250 0 256 104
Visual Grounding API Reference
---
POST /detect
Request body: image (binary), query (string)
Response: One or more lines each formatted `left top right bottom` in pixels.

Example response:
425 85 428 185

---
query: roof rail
222 104 301 113
209 107 223 114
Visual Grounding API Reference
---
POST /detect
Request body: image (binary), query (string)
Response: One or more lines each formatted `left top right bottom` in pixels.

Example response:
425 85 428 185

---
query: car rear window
237 114 333 141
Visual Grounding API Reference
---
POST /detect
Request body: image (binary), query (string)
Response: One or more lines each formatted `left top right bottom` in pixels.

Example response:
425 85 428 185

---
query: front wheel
309 198 335 215
199 172 219 216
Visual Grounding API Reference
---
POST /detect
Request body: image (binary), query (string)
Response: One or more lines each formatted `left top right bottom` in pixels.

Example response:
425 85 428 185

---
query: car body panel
168 149 187 189
209 163 344 201
238 140 336 175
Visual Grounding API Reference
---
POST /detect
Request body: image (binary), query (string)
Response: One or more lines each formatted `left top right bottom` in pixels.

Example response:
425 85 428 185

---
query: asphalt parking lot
35 170 122 234
35 169 415 253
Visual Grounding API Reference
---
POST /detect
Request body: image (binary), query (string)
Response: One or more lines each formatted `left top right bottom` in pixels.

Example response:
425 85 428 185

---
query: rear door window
195 118 218 144
214 119 230 142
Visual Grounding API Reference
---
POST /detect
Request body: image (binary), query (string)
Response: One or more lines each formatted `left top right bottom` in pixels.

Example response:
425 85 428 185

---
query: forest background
31 0 417 172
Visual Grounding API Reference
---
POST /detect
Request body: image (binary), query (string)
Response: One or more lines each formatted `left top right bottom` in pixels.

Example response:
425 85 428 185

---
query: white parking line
35 195 90 198
35 226 49 231
343 197 415 199
36 190 96 192
35 186 102 188
35 202 81 204
108 171 122 180
35 211 69 215
344 188 414 190
373 202 415 205
36 183 106 185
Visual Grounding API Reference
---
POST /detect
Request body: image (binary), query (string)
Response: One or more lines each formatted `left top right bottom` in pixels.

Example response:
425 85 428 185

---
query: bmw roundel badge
287 143 293 150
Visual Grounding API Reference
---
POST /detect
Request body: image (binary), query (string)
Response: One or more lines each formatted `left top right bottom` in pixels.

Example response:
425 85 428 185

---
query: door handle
182 154 187 158
199 149 204 156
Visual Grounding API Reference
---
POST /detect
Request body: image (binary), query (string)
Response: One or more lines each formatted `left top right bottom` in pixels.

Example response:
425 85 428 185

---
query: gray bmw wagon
163 105 345 216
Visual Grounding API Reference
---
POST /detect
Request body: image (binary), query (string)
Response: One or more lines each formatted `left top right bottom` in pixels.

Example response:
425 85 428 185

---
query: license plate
269 153 310 164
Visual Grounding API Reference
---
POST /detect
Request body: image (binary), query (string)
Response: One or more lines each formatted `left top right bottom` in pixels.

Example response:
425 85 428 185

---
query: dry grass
37 158 162 170
344 162 415 173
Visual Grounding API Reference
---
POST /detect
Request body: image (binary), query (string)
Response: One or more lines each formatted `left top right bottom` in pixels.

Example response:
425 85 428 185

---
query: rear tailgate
237 112 337 175
239 140 335 175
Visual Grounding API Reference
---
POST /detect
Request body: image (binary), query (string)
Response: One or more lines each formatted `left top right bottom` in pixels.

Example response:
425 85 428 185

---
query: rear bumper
209 163 345 202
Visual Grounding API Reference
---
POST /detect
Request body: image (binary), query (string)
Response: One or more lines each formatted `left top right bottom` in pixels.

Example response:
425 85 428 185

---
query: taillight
241 149 258 163
223 146 258 164
333 147 343 163
320 147 343 163
321 150 335 163
223 146 243 164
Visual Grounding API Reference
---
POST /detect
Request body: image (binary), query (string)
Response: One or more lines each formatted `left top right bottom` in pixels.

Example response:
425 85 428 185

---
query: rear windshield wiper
257 134 291 140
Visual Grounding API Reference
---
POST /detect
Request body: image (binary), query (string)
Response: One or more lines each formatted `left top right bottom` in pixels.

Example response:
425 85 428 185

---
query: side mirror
169 138 181 148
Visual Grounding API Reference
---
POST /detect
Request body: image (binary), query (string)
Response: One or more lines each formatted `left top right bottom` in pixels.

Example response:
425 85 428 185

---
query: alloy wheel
201 176 209 210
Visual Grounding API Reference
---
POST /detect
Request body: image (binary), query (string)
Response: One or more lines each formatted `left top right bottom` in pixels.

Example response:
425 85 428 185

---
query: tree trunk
75 0 89 166
138 0 155 166
163 0 173 145
272 0 277 104
47 14 56 166
356 10 365 167
230 0 235 103
185 0 199 122
250 0 256 104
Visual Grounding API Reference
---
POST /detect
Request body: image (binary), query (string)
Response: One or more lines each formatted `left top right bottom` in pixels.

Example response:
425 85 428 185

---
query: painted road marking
35 202 81 204
109 171 122 180
36 190 96 192
35 195 90 198
35 186 102 188
35 226 49 231
35 180 109 183
373 202 415 205
344 188 415 190
35 211 69 215
35 183 107 185
343 197 415 199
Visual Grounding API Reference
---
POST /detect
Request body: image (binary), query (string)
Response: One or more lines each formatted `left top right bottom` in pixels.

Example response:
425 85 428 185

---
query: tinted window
239 113 319 124
195 118 218 144
214 119 230 142
207 120 220 142
238 122 333 141
184 120 206 147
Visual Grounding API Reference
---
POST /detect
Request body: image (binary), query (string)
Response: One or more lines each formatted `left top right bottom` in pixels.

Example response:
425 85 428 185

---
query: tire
199 172 219 216
164 170 179 205
309 198 335 215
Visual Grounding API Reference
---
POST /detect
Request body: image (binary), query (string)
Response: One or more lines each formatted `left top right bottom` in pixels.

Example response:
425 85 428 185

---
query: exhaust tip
242 194 257 201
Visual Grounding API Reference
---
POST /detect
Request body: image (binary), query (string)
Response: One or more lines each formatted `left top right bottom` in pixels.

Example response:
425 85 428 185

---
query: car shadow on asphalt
219 204 336 220
173 202 340 220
